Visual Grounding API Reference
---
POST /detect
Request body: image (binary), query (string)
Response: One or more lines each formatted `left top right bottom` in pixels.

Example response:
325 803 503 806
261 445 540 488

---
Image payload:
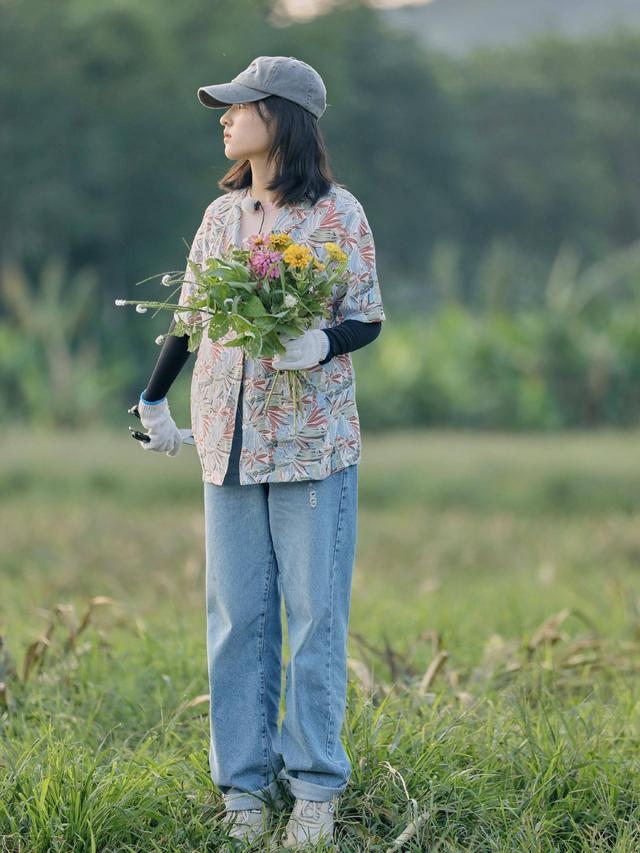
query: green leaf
245 330 263 357
205 267 233 280
227 259 251 281
207 314 230 341
229 313 258 335
223 334 248 347
186 325 203 352
171 317 188 337
230 279 257 293
253 315 278 333
277 323 303 338
244 294 268 317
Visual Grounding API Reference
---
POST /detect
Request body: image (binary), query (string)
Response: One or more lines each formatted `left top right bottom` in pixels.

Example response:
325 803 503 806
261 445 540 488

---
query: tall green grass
1 427 640 850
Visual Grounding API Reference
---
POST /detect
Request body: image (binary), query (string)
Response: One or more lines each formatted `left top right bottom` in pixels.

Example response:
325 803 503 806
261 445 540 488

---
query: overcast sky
279 0 430 22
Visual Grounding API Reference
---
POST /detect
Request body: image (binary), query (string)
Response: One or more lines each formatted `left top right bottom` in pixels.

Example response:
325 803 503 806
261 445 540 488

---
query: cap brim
197 82 269 108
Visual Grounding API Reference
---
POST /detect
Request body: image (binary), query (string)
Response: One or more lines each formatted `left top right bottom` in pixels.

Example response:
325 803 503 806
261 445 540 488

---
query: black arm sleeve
141 317 192 402
319 319 382 365
141 318 383 402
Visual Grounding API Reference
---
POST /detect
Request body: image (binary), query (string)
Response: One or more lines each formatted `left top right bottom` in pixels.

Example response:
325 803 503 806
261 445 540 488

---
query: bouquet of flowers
116 232 349 430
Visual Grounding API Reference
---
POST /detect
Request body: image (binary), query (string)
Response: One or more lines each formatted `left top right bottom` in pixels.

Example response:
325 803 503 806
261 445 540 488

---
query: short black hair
218 95 344 207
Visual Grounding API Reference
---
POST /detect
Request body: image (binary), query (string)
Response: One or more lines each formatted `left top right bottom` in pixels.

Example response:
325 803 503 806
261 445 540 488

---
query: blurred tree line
1 0 640 428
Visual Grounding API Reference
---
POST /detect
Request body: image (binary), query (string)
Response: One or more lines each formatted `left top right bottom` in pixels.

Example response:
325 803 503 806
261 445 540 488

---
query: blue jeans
203 390 359 810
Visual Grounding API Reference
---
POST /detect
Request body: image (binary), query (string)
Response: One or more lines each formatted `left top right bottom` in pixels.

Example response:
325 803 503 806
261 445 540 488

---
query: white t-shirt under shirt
238 199 281 246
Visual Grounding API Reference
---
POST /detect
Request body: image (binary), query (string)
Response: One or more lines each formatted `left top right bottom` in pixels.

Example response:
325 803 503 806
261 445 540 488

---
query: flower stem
292 372 297 432
264 369 280 415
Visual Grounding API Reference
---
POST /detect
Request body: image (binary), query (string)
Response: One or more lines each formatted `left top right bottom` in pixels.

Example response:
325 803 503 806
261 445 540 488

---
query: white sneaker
282 797 337 848
221 805 273 846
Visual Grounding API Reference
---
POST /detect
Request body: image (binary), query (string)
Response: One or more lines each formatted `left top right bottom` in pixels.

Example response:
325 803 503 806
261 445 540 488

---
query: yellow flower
282 243 314 269
313 258 326 271
268 232 294 251
324 241 348 264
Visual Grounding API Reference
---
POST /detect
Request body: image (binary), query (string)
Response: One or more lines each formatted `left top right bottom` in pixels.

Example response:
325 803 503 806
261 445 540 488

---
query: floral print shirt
174 183 386 485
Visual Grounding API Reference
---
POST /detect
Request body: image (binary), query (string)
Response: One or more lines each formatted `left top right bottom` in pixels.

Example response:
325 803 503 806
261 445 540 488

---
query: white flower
136 304 148 313
155 334 165 345
114 298 126 306
284 293 297 308
161 274 171 286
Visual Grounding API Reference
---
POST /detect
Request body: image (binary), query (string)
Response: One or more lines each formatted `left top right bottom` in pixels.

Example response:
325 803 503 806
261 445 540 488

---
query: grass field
1 426 640 851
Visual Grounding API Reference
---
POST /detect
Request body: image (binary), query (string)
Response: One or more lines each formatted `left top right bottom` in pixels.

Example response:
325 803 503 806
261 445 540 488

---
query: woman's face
220 102 273 161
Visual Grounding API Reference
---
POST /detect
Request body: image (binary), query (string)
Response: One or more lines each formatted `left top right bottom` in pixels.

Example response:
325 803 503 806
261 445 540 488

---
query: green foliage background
2 0 640 428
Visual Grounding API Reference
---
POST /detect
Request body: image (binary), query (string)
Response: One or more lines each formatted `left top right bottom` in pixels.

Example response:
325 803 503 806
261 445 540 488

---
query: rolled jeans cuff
279 769 347 802
222 777 284 811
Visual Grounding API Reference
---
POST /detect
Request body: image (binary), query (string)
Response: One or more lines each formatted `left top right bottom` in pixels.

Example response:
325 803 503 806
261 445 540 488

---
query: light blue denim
203 382 359 810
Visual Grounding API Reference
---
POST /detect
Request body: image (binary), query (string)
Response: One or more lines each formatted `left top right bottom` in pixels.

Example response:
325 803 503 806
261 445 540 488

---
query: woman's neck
246 159 280 206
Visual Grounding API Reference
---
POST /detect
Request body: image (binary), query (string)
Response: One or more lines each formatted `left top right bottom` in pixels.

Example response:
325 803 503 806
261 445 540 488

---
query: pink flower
246 234 266 250
249 248 283 280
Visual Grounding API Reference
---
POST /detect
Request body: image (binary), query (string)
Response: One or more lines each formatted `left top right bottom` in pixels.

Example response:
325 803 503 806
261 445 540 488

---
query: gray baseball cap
197 55 327 119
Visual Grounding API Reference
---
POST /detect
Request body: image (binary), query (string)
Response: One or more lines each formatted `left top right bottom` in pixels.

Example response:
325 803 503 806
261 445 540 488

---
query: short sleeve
173 203 214 327
332 203 386 325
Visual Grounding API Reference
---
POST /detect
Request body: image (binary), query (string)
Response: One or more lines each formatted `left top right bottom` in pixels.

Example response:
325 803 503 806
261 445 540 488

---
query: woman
136 56 385 849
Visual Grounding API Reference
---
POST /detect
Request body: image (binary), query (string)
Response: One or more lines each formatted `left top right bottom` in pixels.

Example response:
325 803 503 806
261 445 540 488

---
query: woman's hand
137 395 185 456
272 329 330 370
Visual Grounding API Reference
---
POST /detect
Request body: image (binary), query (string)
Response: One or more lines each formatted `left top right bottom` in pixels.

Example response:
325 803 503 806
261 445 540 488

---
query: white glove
137 395 186 457
272 329 330 370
